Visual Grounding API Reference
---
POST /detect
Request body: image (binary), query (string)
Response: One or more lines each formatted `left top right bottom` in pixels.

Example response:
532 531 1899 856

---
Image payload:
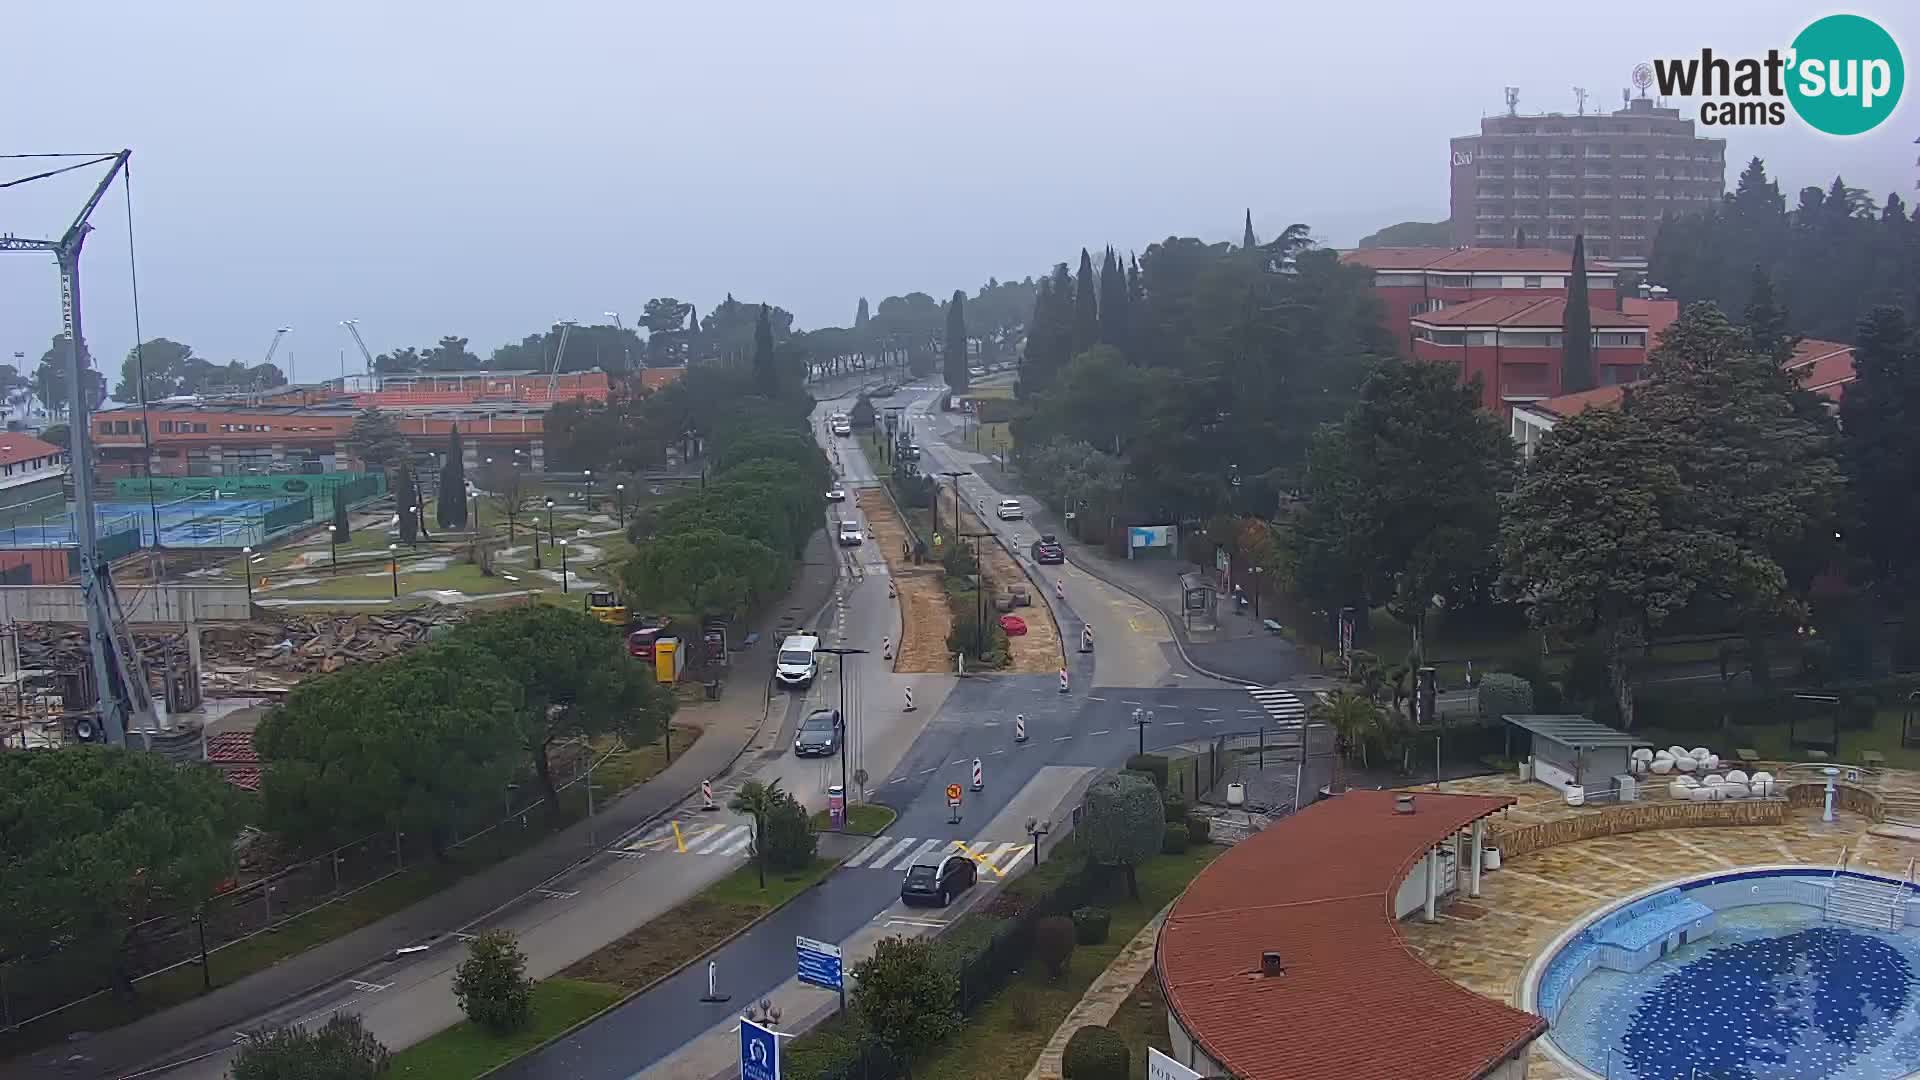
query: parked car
793 707 844 757
995 499 1024 520
838 520 864 546
826 486 847 502
900 853 977 907
1032 534 1064 564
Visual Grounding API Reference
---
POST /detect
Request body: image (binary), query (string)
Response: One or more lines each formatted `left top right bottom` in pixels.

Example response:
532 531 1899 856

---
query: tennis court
1 495 314 549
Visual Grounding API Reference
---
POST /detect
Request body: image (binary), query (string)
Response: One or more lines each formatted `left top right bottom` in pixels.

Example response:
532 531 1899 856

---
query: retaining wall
1493 798 1788 859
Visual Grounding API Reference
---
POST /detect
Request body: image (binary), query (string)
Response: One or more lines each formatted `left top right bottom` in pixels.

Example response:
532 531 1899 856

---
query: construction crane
262 326 291 389
547 319 577 396
0 150 158 745
340 319 376 381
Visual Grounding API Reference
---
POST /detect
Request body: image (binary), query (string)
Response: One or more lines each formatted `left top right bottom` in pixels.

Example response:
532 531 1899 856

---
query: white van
775 634 820 688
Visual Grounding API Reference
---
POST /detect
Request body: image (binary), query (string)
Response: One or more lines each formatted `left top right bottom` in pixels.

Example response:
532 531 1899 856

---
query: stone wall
1784 780 1884 821
1493 799 1787 859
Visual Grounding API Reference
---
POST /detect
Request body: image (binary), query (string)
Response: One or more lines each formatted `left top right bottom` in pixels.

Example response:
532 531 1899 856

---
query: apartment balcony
1621 173 1646 181
1548 171 1575 180
1583 191 1611 199
1512 171 1540 179
1547 152 1576 160
1476 214 1506 221
1619 152 1648 159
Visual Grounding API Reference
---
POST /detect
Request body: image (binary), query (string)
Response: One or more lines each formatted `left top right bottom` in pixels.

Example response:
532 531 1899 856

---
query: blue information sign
795 934 843 992
740 1016 779 1080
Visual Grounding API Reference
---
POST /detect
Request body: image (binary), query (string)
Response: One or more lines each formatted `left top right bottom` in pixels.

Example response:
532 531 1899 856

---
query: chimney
1395 794 1416 814
1261 951 1285 977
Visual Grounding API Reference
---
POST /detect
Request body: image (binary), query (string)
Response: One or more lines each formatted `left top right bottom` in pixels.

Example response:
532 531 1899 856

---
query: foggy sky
3 1 1912 380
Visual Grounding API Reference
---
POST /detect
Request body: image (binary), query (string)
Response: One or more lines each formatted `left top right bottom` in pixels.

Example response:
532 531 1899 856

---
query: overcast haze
3 1 1912 380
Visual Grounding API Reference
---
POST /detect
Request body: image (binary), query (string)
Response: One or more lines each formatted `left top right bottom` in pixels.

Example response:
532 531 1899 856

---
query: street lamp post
388 543 399 598
326 523 338 573
1251 565 1264 621
560 538 570 594
408 504 420 547
604 311 630 370
241 546 254 610
1133 707 1155 756
615 483 626 528
816 647 869 816
583 469 593 510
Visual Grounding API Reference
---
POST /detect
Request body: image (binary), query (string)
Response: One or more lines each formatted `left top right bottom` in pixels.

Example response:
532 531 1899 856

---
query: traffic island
856 488 953 672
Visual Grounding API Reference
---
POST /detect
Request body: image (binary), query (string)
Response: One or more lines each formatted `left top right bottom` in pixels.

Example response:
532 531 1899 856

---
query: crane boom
340 320 376 380
262 327 289 367
547 321 575 396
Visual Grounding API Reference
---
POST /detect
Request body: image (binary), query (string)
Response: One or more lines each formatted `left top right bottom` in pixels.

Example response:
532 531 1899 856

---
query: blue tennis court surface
1 497 308 549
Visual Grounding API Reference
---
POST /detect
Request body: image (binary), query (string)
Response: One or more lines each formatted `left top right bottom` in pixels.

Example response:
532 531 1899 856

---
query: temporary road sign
946 783 963 802
740 1016 780 1080
970 758 983 790
796 934 843 992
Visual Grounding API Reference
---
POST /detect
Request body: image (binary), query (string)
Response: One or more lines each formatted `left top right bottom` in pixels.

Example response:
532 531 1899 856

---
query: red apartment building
1342 247 1618 358
1409 295 1652 410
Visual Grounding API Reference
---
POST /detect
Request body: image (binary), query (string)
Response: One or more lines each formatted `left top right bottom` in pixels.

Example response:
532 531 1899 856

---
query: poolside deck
1399 773 1920 1078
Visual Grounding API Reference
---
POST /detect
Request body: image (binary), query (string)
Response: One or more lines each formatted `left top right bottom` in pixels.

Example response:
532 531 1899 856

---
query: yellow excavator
585 590 628 627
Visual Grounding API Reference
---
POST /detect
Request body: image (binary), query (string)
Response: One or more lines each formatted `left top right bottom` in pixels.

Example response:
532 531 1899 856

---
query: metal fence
0 742 597 1035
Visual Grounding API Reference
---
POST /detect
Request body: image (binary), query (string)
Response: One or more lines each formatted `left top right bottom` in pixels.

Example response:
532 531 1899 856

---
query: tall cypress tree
437 425 468 529
1560 234 1595 393
1840 307 1920 664
1072 249 1099 357
944 290 969 392
396 464 419 545
855 297 870 329
1242 209 1257 250
1741 264 1794 363
332 491 351 541
1098 247 1127 350
752 304 775 391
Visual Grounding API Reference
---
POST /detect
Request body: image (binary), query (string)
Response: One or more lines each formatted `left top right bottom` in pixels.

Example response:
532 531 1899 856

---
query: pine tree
1242 209 1257 250
1072 249 1099 356
1840 307 1920 664
944 291 969 392
1561 234 1595 393
1098 247 1127 351
437 425 468 529
1741 264 1795 363
752 304 775 392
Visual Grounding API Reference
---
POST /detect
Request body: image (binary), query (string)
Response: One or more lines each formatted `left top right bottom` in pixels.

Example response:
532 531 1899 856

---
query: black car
900 853 977 907
793 708 844 757
1032 534 1065 564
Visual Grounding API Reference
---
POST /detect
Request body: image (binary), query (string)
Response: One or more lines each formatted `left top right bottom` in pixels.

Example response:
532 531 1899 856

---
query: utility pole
0 150 156 744
817 646 868 808
939 470 970 540
959 529 995 658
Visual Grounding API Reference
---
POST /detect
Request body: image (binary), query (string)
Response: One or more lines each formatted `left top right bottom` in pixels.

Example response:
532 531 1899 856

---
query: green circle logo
1787 14 1904 135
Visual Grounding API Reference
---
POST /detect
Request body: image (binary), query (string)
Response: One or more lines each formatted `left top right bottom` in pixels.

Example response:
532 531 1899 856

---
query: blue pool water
1551 903 1920 1079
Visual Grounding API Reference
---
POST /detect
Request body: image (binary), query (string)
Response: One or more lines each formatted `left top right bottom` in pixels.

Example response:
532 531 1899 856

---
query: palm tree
728 778 785 889
1312 690 1381 775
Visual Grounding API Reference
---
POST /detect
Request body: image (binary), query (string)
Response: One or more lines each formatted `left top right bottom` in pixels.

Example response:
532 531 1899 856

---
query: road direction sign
740 1016 780 1080
796 934 843 992
946 783 962 801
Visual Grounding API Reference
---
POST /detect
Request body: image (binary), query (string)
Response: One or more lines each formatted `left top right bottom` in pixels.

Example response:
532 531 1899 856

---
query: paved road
489 387 1320 1078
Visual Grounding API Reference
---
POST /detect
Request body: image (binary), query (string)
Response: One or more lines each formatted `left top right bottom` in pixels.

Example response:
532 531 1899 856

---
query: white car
995 499 1024 520
826 486 847 502
837 520 864 546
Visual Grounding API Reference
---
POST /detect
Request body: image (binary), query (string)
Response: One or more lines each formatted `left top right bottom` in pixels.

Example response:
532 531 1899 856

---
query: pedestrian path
1247 686 1308 726
844 835 1034 875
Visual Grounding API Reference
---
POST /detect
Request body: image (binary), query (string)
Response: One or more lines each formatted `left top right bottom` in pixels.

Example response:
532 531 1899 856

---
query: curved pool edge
1519 862 1920 1080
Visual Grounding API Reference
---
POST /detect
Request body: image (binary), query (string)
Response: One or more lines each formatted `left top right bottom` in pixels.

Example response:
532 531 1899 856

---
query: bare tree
483 461 529 540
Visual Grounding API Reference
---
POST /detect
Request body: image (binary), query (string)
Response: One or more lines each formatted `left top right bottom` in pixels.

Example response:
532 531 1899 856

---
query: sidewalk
66 531 843 1080
961 452 1304 687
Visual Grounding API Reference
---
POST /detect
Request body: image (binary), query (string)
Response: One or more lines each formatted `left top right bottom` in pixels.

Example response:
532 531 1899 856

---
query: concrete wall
0 584 250 624
1493 798 1787 860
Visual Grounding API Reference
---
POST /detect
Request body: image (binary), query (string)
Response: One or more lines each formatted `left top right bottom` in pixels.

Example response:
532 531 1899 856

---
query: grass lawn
1641 708 1913 768
810 802 897 835
388 978 624 1079
558 857 837 992
860 432 889 478
783 842 1221 1080
1102 969 1170 1080
944 421 1013 457
587 725 699 800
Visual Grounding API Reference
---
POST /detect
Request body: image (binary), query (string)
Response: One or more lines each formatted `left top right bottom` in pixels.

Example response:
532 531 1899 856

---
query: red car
998 614 1028 636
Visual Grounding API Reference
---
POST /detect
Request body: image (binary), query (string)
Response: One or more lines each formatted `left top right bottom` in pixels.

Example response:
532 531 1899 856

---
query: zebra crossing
844 835 1035 876
1247 687 1308 727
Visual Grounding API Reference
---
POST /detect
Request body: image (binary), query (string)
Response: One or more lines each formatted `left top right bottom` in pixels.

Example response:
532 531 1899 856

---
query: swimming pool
1527 867 1920 1080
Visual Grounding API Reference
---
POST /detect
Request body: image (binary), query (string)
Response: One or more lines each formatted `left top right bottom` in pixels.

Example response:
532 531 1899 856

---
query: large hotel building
1449 96 1726 263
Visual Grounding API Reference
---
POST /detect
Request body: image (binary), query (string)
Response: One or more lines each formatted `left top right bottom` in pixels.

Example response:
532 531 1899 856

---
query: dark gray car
793 707 843 757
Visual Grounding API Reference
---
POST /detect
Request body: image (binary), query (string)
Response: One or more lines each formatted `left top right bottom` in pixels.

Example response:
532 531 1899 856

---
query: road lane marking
1089 729 1110 736
872 836 921 869
672 821 686 853
1197 707 1220 712
1053 735 1073 741
1086 695 1107 702
892 838 943 871
847 835 896 867
991 748 1006 754
889 776 907 783
949 759 967 766
919 767 938 775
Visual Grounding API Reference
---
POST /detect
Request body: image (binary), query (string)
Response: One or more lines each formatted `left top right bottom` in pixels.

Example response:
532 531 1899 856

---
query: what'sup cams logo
1646 13 1903 134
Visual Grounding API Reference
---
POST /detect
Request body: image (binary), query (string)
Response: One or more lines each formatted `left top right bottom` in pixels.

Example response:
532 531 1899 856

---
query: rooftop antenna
0 150 157 745
1623 88 1632 109
1633 63 1655 99
1573 87 1589 115
1504 87 1520 116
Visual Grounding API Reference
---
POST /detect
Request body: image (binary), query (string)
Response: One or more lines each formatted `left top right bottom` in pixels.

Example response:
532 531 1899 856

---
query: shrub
1477 672 1534 722
1186 814 1211 845
1062 1025 1129 1080
761 789 818 871
1162 826 1190 854
1125 753 1169 791
1162 794 1187 823
1007 986 1045 1031
1033 915 1077 980
1070 906 1111 945
230 1013 390 1080
452 929 533 1034
1084 772 1165 899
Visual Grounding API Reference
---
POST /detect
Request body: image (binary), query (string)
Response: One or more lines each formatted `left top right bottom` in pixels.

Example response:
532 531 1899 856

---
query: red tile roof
204 731 260 764
1524 385 1630 420
1784 338 1855 400
0 434 66 468
1340 247 1605 274
1158 789 1542 1080
1412 295 1644 329
1622 298 1680 343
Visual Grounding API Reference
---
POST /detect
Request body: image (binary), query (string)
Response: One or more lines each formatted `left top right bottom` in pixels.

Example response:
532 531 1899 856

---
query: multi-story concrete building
1449 97 1726 262
1409 296 1652 411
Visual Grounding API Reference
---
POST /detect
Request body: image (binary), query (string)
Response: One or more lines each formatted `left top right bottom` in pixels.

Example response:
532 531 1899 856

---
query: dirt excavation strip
856 488 952 673
953 500 1064 674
